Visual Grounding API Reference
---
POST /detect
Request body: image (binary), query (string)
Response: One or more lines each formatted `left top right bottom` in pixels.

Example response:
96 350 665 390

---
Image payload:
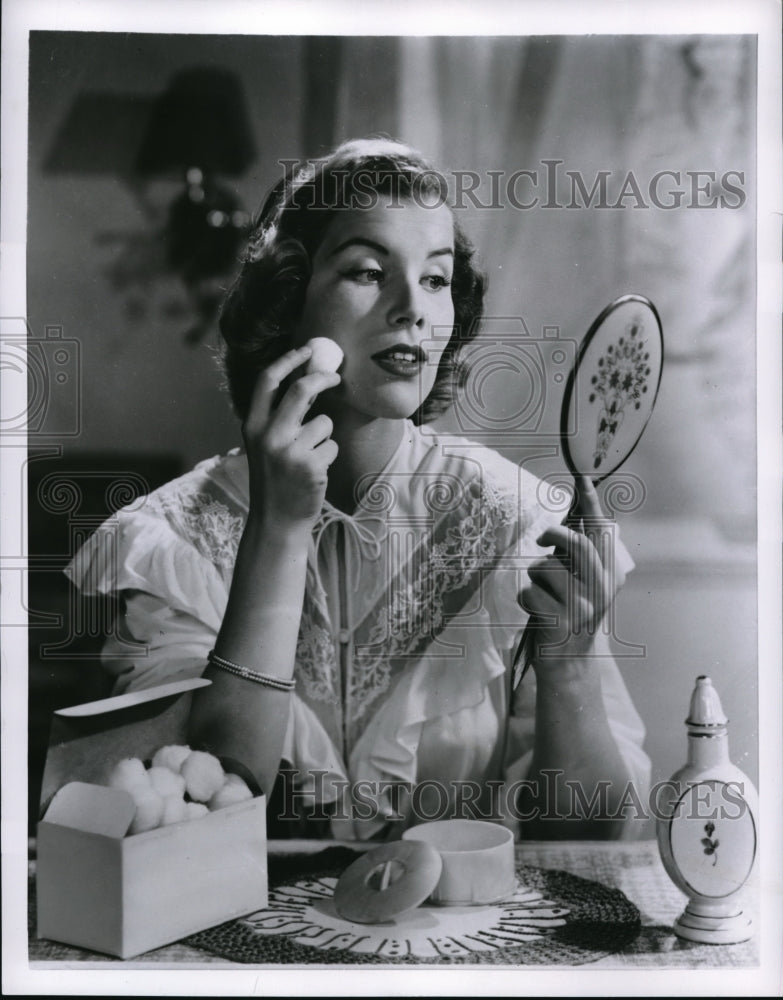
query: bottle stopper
685 675 728 729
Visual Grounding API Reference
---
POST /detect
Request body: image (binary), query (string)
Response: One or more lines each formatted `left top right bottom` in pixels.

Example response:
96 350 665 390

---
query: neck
325 412 407 514
687 727 730 769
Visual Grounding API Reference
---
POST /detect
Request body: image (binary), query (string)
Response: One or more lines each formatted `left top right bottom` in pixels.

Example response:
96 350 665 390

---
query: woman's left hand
519 474 626 668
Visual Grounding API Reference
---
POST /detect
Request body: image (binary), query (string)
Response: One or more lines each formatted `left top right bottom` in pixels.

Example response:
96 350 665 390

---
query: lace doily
186 847 641 965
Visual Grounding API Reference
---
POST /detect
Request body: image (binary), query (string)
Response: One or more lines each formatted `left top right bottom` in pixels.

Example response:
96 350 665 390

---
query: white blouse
66 421 649 838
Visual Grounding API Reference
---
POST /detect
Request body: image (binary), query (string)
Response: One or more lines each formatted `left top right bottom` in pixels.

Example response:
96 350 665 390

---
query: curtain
320 35 756 538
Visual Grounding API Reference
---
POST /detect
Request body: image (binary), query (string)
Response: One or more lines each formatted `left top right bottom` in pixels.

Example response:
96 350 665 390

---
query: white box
36 678 268 959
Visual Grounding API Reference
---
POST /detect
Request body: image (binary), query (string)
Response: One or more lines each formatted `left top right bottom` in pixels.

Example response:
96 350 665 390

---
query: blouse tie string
311 504 385 595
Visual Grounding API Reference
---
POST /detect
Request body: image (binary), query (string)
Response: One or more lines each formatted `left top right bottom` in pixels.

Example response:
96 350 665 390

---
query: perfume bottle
656 675 758 944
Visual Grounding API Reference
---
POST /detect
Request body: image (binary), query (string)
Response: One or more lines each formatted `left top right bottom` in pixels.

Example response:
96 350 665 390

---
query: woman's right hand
242 345 340 529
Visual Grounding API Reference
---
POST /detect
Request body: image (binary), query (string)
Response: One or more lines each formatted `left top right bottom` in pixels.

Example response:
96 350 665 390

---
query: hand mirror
511 293 664 690
560 294 664 482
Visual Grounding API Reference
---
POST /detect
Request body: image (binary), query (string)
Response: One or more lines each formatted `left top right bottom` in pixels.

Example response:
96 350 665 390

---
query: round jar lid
333 840 443 924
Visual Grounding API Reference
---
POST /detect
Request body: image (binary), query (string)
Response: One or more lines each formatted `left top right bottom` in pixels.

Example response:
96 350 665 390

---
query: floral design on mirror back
588 317 652 470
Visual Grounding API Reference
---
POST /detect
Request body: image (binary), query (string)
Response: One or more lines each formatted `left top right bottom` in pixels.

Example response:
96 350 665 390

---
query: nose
386 273 426 329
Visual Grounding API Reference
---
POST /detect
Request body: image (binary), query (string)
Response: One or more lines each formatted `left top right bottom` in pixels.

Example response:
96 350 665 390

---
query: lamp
135 66 256 178
136 67 256 342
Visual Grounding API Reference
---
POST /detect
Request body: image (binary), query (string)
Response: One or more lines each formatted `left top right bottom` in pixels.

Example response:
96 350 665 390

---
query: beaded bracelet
207 650 296 691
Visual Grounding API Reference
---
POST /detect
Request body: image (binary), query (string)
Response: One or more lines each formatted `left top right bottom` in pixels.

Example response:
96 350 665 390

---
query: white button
338 629 350 644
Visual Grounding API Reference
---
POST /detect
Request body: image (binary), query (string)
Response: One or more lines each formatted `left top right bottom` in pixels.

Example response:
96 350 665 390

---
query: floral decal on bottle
588 318 652 470
701 821 720 866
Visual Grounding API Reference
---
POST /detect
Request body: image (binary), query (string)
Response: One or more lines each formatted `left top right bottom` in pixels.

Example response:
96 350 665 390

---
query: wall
28 32 309 469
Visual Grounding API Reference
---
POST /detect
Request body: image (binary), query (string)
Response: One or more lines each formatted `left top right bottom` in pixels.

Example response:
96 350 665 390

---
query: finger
519 584 593 631
517 585 561 623
571 473 604 519
543 518 626 595
537 525 607 618
537 525 598 577
527 558 571 604
274 370 341 431
571 474 611 550
563 512 585 535
292 438 338 491
295 413 334 450
244 346 313 432
529 561 596 624
313 436 339 470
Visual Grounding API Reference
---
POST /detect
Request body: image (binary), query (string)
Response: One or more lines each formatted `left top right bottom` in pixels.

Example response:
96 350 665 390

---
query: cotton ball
208 780 253 811
160 794 188 827
185 802 209 822
305 337 343 375
127 786 164 835
107 757 150 793
148 766 186 799
224 772 251 788
224 773 252 795
151 744 192 774
181 750 225 803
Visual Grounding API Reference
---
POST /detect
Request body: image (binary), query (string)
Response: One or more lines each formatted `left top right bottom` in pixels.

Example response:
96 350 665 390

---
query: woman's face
294 196 456 421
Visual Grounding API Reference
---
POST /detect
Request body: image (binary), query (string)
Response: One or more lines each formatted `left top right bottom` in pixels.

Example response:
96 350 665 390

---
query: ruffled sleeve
64 510 229 693
65 498 360 800
342 616 509 839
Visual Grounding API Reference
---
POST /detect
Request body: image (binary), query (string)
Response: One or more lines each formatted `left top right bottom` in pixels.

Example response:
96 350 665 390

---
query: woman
67 138 650 840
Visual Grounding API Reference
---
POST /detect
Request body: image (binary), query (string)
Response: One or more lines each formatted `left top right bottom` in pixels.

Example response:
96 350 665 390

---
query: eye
343 267 384 285
422 274 452 292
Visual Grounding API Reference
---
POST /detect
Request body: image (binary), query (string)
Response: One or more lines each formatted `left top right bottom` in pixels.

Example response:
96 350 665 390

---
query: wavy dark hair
219 137 487 425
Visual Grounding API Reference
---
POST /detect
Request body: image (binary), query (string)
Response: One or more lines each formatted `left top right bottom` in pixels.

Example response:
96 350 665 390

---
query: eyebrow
329 237 454 259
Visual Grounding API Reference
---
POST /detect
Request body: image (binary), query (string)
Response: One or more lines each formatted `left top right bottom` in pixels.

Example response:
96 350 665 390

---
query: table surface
28 838 760 969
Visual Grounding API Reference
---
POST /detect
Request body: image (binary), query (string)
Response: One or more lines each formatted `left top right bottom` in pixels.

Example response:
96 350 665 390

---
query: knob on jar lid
333 840 442 924
686 675 728 728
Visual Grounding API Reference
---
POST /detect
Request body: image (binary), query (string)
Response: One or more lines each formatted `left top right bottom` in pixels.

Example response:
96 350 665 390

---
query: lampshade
135 66 256 177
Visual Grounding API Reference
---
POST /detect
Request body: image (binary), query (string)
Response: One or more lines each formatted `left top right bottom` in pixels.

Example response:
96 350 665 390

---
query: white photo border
2 0 781 995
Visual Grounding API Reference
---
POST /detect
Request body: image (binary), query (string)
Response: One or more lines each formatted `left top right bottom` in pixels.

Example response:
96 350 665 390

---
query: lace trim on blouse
145 486 244 571
287 472 523 752
136 459 524 757
347 476 519 742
